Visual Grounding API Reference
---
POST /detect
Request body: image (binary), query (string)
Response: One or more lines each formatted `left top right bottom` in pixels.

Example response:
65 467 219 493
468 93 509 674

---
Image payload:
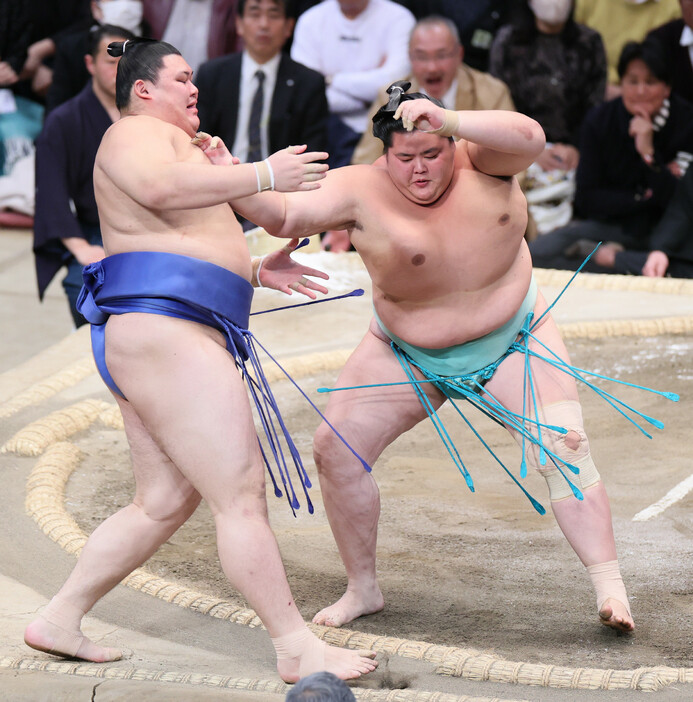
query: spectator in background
647 0 693 105
640 165 693 278
285 671 356 701
352 16 514 164
46 0 144 113
0 0 42 227
196 0 328 230
33 24 135 327
0 0 32 92
16 0 94 100
403 0 517 72
143 0 241 73
574 0 680 98
489 0 606 233
529 40 693 274
291 0 415 168
197 0 327 162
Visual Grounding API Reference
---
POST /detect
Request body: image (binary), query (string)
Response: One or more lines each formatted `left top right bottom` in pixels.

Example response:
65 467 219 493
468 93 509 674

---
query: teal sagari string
317 245 679 513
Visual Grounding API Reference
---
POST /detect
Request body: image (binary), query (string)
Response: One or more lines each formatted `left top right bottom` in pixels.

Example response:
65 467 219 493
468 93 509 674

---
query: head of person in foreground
284 670 356 702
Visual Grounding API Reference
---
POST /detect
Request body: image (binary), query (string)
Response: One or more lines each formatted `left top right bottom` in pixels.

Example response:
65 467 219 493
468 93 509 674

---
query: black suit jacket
650 165 693 264
195 51 328 157
648 19 693 105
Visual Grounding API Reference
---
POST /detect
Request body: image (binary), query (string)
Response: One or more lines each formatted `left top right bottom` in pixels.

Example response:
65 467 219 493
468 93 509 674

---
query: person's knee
521 401 600 501
313 417 353 474
137 483 201 525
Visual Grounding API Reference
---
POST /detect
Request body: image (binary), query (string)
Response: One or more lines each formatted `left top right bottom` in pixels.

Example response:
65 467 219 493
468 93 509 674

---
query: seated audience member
285 671 356 702
529 39 693 274
0 1 42 227
143 0 241 73
196 0 327 163
33 24 134 327
352 15 515 165
290 0 416 168
647 0 693 105
16 0 94 100
640 165 693 278
196 0 328 231
489 0 606 232
46 0 144 113
586 161 693 278
574 0 680 97
0 0 32 92
490 0 605 174
407 0 518 72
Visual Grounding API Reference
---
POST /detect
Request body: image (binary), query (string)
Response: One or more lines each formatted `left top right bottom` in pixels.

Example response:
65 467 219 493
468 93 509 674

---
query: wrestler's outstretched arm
394 99 545 177
96 117 329 211
230 166 361 240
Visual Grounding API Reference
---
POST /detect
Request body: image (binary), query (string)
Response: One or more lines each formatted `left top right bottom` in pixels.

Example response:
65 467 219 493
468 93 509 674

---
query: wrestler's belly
374 260 533 349
103 209 252 281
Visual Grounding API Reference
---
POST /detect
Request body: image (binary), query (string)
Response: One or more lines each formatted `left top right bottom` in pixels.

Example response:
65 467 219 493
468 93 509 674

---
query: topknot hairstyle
87 24 136 58
108 38 181 111
372 80 448 150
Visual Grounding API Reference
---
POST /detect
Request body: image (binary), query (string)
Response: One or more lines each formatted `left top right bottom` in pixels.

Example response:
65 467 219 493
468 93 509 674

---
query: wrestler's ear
133 78 153 101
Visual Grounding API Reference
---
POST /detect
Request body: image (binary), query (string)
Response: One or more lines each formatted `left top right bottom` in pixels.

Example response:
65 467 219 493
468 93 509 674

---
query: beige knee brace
520 401 600 501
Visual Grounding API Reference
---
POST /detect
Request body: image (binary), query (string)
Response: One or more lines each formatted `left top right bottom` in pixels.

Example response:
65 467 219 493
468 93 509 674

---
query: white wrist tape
427 109 459 137
253 161 273 192
264 158 275 191
255 255 267 288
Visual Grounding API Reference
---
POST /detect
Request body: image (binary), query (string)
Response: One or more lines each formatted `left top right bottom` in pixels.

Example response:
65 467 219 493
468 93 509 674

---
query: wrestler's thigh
321 324 446 462
483 297 579 417
105 314 265 508
115 395 201 519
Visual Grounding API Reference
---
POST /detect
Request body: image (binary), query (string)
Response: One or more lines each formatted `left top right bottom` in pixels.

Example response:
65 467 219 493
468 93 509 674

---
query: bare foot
276 632 377 683
599 598 634 633
24 617 122 662
312 586 384 627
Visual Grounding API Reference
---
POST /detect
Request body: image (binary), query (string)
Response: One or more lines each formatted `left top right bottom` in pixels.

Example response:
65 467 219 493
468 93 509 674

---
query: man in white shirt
291 0 415 167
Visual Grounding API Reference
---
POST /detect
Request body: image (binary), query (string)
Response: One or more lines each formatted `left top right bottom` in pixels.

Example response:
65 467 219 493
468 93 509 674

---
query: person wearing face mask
574 0 680 98
489 0 606 234
46 1 144 113
529 39 693 275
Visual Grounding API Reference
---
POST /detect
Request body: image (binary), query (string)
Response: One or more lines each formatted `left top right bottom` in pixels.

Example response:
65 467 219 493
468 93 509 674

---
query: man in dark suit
196 0 328 165
647 0 693 104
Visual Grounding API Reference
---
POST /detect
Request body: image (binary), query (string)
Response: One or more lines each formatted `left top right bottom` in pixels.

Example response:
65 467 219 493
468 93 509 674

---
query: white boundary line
632 473 693 521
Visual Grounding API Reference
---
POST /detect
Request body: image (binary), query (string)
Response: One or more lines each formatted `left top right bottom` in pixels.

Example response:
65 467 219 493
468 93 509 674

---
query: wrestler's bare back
94 114 252 281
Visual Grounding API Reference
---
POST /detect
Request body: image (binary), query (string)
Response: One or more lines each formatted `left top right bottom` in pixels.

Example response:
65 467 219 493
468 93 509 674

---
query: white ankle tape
40 597 86 631
271 626 314 659
586 559 631 616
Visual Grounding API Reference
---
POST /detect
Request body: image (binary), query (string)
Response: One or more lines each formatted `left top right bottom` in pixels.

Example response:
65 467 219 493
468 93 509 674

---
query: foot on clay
24 616 123 662
312 587 384 628
275 628 377 683
599 598 634 633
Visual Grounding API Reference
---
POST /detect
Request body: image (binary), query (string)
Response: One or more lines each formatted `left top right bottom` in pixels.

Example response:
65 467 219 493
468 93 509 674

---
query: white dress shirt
233 52 281 163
